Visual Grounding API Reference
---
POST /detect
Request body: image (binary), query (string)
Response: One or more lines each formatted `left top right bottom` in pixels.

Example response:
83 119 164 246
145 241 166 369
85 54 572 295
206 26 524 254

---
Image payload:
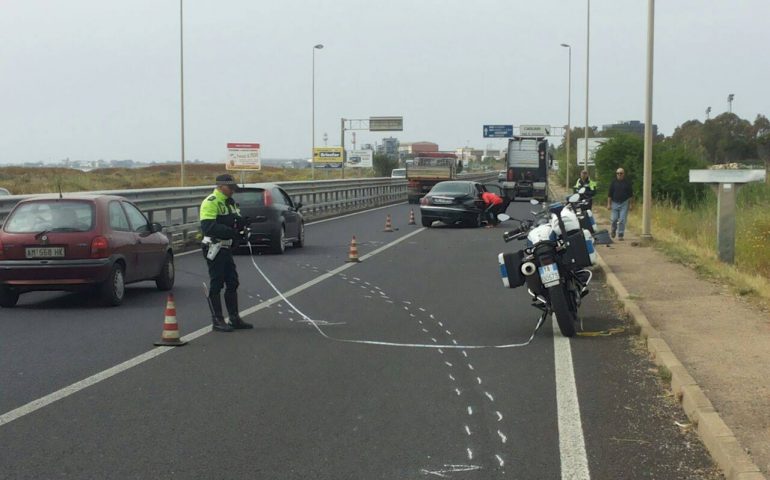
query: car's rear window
235 189 266 206
4 200 95 233
430 182 471 195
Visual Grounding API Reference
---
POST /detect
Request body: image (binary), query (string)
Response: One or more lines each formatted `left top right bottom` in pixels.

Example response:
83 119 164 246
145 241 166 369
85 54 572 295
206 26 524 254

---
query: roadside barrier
153 293 187 347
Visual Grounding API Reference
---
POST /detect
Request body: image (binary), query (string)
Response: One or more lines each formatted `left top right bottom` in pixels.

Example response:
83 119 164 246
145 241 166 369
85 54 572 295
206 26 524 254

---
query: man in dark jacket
606 167 633 240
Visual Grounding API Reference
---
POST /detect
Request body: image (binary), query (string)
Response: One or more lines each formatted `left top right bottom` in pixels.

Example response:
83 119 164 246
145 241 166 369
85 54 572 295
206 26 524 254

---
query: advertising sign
519 125 551 136
576 137 608 167
369 116 403 131
313 147 344 168
346 149 373 168
226 143 261 171
483 125 514 138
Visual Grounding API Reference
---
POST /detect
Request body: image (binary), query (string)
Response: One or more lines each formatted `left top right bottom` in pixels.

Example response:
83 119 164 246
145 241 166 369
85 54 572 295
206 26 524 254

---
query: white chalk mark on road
496 411 503 422
498 430 507 444
485 392 495 402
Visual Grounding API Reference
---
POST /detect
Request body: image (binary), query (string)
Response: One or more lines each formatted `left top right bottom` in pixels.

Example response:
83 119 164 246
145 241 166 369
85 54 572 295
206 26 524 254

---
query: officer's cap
216 174 238 188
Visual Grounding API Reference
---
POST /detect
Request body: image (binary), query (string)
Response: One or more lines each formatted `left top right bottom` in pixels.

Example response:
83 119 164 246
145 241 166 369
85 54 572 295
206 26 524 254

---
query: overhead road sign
346 150 373 168
369 116 403 131
483 125 514 138
226 143 261 171
519 125 551 136
313 147 344 168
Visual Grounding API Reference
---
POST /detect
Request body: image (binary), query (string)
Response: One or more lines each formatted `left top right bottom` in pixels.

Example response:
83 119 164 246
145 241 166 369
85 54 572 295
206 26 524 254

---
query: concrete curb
548 181 765 479
594 243 765 480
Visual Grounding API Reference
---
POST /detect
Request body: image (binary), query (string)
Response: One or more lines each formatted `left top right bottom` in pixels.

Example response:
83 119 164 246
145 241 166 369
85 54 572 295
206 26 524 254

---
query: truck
500 135 549 202
406 152 458 204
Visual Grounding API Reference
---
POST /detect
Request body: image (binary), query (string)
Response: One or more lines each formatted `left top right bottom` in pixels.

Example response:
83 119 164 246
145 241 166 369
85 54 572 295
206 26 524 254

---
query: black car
234 183 304 254
419 181 505 228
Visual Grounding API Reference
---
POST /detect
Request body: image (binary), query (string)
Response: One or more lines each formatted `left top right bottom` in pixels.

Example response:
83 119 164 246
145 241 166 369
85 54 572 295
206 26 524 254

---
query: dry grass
0 164 374 195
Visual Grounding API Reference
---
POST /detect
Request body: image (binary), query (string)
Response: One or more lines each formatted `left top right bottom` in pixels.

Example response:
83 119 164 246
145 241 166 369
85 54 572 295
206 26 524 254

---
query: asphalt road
0 201 721 479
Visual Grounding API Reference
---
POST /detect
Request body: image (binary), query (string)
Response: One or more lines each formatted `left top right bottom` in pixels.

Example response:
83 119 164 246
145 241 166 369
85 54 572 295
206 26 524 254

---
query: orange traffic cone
383 214 394 232
346 236 361 263
154 293 187 346
408 209 416 225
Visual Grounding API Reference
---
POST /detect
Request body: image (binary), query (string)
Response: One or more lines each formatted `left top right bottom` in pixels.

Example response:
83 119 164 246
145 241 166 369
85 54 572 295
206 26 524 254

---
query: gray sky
1 0 768 164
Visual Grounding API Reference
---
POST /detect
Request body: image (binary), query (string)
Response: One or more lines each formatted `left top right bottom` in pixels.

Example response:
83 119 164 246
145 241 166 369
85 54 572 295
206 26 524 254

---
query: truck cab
500 135 549 202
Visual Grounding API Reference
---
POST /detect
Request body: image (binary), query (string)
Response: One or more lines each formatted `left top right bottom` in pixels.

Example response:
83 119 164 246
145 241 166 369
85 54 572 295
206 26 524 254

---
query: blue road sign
483 125 514 138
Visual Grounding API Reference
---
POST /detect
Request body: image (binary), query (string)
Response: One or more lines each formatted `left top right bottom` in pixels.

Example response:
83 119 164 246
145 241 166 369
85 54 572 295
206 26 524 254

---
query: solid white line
553 316 591 480
0 224 426 429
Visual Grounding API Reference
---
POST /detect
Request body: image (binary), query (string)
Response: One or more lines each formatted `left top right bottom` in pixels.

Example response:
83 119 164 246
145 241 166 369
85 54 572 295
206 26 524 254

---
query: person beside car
481 191 505 227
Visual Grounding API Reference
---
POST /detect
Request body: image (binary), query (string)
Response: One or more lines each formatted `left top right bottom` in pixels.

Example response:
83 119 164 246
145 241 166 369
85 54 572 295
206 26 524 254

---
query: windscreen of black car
4 201 94 233
236 189 266 206
430 182 472 196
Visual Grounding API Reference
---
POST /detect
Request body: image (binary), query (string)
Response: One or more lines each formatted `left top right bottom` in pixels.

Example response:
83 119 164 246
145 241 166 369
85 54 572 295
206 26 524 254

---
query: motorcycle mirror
496 213 511 222
568 193 580 203
529 199 539 205
578 187 586 194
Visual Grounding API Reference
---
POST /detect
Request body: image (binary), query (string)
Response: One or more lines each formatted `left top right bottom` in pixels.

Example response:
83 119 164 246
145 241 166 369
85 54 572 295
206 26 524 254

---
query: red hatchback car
0 195 174 307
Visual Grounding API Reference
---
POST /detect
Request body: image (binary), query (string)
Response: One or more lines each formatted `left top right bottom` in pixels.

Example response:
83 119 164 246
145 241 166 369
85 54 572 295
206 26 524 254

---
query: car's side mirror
151 222 163 233
295 202 303 210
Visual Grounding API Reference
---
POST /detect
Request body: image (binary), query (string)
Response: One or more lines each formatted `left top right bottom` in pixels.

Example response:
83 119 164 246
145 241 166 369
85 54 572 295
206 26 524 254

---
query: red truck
406 152 458 204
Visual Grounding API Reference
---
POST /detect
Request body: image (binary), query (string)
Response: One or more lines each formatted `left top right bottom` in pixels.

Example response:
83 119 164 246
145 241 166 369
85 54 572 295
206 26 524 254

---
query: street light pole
727 93 734 113
641 0 655 242
312 44 324 180
179 0 186 187
584 0 590 171
561 43 572 190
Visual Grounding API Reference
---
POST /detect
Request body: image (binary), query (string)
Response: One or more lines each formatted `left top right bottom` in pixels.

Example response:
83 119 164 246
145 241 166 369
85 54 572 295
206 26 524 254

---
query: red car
0 195 174 307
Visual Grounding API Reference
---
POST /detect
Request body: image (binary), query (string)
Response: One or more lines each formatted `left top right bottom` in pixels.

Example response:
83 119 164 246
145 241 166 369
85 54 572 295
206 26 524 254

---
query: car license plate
538 263 560 287
25 247 65 258
433 197 453 205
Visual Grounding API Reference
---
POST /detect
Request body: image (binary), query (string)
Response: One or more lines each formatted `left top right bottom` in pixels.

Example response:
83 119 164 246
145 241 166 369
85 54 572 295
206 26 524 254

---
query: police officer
574 169 597 208
200 174 253 332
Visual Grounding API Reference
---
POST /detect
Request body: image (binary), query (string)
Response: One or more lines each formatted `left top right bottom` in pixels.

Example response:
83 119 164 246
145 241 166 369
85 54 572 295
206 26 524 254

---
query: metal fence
0 173 497 249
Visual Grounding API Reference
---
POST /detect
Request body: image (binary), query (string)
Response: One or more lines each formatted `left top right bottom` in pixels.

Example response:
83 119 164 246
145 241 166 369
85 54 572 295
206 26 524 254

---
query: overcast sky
1 0 768 164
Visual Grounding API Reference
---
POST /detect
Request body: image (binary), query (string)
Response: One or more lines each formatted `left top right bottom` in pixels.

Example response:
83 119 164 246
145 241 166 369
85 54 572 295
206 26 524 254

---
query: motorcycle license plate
538 263 560 287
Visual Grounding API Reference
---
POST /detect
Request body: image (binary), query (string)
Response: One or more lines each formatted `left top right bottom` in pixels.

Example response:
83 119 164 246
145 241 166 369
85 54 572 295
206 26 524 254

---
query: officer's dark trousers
204 247 240 319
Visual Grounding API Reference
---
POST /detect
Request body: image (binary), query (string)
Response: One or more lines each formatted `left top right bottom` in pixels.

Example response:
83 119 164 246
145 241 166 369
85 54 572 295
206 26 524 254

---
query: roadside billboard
576 138 608 168
226 143 261 171
346 149 373 168
313 147 344 168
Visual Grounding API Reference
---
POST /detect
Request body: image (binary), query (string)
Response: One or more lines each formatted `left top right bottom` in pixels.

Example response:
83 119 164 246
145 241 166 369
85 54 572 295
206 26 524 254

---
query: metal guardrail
0 173 497 249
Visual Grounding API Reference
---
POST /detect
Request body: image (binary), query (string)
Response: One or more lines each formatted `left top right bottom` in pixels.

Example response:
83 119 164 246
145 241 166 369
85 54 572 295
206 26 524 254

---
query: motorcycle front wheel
549 282 577 337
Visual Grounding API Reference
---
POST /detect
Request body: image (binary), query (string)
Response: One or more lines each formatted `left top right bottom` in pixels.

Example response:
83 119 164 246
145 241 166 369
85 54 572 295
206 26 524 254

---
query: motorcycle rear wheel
549 282 577 337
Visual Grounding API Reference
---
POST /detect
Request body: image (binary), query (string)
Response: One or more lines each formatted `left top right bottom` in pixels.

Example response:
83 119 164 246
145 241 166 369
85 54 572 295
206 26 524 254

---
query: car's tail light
90 236 109 258
420 196 429 205
0 238 5 260
263 189 272 207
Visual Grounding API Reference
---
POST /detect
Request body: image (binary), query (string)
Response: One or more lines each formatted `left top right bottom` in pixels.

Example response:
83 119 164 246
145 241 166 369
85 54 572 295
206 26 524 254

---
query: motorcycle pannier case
498 251 526 288
560 230 592 269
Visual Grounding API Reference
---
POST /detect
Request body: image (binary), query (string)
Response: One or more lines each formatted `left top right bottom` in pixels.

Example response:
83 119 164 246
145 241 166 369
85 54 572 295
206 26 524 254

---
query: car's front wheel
155 253 175 291
0 286 20 308
101 263 126 306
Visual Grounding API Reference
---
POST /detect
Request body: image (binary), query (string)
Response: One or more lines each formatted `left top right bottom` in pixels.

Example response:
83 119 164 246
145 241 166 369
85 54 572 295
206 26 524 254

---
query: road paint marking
437 321 444 327
364 295 372 299
422 328 429 333
370 290 377 294
353 277 361 281
455 388 462 396
404 306 410 311
452 339 458 345
386 300 394 304
495 454 505 467
437 349 444 354
485 392 495 402
402 300 411 305
431 338 437 343
445 362 453 368
467 448 473 460
467 364 474 371
411 314 416 318
496 411 503 422
420 465 482 477
429 314 435 319
467 406 473 415
419 307 426 312
448 374 456 381
465 425 472 436
365 282 371 286
418 319 422 324
348 281 356 285
462 350 468 358
553 316 591 480
359 285 367 289
497 430 507 444
445 330 452 336
476 377 482 385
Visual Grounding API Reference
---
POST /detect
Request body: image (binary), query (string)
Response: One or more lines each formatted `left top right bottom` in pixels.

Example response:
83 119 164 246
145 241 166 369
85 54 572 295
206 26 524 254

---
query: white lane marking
418 319 422 324
422 328 429 333
359 285 367 289
365 282 371 286
353 277 361 281
467 406 473 416
464 425 471 436
306 201 406 225
484 392 495 402
348 281 356 285
429 314 435 319
411 314 416 318
497 430 507 444
496 411 503 422
419 307 426 312
1 225 427 429
452 339 458 345
495 454 505 467
386 300 394 304
476 377 482 385
467 448 473 460
462 350 468 358
404 306 410 311
467 364 475 371
431 338 438 343
438 321 444 327
402 300 411 305
553 316 591 480
370 290 377 294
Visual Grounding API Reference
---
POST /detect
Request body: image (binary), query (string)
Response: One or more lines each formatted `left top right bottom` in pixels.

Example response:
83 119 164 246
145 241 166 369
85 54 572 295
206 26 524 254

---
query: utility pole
583 0 591 170
706 106 711 120
641 0 655 243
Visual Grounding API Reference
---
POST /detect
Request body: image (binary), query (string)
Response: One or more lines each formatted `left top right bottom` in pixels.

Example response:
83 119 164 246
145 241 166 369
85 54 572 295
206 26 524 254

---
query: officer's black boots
212 316 234 333
225 290 253 329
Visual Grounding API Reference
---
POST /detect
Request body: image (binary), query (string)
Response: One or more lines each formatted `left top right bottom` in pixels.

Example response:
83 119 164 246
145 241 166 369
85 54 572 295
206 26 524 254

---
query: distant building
601 120 657 138
399 141 439 155
376 137 400 158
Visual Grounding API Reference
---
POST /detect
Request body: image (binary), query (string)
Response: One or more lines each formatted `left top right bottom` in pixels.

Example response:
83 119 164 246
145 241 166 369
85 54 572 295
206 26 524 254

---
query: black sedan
234 183 304 254
419 181 505 228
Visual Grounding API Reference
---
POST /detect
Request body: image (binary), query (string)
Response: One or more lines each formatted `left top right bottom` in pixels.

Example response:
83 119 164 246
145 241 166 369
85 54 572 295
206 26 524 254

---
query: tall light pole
179 0 186 187
561 43 572 189
641 0 655 242
727 93 734 113
583 0 591 170
311 44 324 180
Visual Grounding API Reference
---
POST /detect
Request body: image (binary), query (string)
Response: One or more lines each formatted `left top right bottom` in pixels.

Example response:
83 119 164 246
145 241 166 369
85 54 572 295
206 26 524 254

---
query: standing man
607 167 633 241
573 169 597 208
200 174 253 332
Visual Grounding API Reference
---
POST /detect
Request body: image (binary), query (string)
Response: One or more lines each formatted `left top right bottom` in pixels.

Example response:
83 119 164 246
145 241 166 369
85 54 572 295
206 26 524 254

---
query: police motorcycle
497 193 598 337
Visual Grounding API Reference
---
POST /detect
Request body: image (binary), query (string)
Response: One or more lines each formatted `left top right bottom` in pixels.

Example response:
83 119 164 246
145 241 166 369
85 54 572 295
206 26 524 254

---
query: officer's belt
202 236 233 248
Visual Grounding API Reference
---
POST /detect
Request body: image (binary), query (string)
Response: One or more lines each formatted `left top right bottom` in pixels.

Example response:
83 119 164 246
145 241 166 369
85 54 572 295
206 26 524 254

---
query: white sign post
226 143 261 171
346 150 373 168
576 137 607 168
